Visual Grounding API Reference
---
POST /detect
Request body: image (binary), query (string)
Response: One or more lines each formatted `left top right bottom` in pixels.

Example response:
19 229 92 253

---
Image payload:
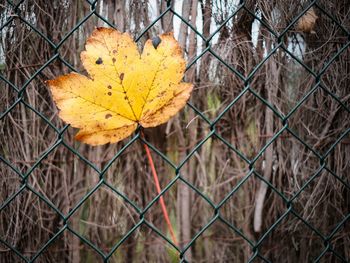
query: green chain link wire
1 0 349 262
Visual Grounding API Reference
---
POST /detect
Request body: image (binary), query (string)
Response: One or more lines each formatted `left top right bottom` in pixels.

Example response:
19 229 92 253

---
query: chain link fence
0 0 349 262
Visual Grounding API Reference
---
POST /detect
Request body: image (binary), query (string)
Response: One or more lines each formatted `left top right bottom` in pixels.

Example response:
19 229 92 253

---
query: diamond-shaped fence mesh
0 0 349 262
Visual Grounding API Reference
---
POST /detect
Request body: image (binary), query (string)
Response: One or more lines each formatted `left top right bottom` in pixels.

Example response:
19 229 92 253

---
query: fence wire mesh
0 0 349 262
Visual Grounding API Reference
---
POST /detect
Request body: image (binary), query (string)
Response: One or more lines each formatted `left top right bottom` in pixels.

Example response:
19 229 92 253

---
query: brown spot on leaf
95 57 103 64
107 85 112 89
112 58 116 63
157 90 166 98
120 73 124 80
113 49 117 54
108 92 112 96
105 113 112 119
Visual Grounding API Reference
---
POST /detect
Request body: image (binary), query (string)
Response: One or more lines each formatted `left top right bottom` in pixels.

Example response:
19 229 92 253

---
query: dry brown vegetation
0 0 349 262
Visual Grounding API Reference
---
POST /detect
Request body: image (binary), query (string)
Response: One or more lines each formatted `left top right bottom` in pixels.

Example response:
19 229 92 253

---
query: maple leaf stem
142 136 178 246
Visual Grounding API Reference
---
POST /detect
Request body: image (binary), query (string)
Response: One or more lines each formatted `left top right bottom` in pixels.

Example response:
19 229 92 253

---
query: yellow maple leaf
47 28 193 145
